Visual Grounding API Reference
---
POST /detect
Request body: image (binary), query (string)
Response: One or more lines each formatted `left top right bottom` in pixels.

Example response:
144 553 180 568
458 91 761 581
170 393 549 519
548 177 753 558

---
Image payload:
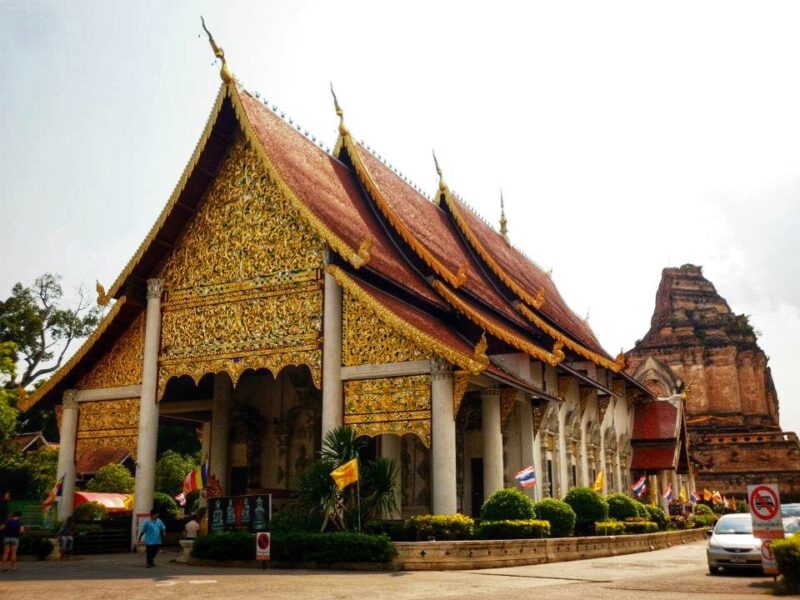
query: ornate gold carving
201 17 233 83
77 313 145 390
431 279 561 366
331 265 486 374
344 375 431 447
611 379 625 398
76 398 140 460
453 370 471 416
330 83 348 138
614 352 626 371
500 388 517 428
474 332 488 362
356 235 372 264
532 401 548 432
557 375 571 401
598 395 612 424
96 281 111 306
549 341 565 366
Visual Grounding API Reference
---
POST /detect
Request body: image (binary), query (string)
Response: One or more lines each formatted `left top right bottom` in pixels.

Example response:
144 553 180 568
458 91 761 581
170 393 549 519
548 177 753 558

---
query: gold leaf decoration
76 398 140 460
77 313 145 390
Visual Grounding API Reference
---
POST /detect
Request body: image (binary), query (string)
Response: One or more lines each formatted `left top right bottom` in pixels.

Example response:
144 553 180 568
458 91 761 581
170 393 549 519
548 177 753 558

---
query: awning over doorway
73 492 132 513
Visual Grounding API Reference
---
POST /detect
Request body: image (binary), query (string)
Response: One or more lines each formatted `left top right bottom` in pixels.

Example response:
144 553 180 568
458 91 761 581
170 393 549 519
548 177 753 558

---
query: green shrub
622 519 659 534
191 531 256 561
479 519 550 539
633 500 649 519
564 487 608 536
72 501 108 522
772 534 800 594
667 515 694 530
481 488 536 521
86 464 135 493
694 503 713 515
692 514 718 529
644 505 669 531
364 520 407 541
534 498 576 538
594 521 625 536
18 534 54 560
153 492 179 519
272 532 397 563
270 507 325 535
606 493 639 521
405 514 474 541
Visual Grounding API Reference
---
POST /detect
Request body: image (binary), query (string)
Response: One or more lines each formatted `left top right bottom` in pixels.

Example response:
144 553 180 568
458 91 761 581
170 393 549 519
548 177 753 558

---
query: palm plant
361 457 399 520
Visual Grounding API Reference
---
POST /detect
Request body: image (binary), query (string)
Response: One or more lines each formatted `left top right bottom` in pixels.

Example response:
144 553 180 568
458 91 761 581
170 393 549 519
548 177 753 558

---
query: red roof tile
632 401 680 441
77 447 132 474
630 443 678 470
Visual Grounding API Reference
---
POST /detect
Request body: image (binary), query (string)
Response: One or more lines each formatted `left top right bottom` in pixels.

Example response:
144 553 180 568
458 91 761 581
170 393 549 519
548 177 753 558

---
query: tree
0 342 20 469
0 274 101 389
86 463 135 493
155 450 198 496
23 446 58 499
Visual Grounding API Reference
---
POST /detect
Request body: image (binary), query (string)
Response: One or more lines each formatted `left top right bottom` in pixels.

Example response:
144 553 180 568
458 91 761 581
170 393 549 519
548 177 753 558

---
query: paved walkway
0 541 775 599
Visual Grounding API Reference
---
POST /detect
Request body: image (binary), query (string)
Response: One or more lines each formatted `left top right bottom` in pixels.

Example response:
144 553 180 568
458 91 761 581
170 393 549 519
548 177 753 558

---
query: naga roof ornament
432 150 448 196
330 83 348 137
499 190 508 241
201 16 233 83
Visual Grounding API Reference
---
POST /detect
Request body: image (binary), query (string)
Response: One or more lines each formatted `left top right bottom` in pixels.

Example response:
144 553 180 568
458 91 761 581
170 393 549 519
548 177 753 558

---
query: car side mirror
705 529 713 538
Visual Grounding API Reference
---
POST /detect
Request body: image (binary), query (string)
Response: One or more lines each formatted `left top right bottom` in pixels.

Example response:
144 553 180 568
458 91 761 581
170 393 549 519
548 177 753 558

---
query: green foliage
622 519 659 534
360 457 399 520
294 459 341 529
86 463 135 493
320 425 363 464
157 423 201 459
594 520 625 536
191 531 255 561
606 493 639 521
480 488 536 521
0 341 20 469
272 531 397 563
564 487 608 536
269 506 325 535
72 501 108 522
152 491 179 519
772 534 800 594
364 520 407 541
479 519 550 540
405 514 475 541
633 500 649 519
694 503 713 515
18 533 53 559
643 505 669 531
534 498 576 538
692 514 718 528
154 450 198 496
667 514 695 530
22 446 58 499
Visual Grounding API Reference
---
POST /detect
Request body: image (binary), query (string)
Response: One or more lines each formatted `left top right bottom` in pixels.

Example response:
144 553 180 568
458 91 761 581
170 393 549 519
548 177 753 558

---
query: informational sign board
133 512 151 547
747 484 783 538
256 531 271 561
760 539 779 575
208 494 271 533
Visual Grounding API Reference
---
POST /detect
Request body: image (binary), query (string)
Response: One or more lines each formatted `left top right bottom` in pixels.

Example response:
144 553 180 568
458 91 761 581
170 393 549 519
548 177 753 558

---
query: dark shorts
3 537 19 546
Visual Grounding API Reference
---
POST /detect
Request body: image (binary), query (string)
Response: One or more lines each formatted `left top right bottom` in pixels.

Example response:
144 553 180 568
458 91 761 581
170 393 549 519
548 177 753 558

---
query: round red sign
257 533 270 550
749 485 780 521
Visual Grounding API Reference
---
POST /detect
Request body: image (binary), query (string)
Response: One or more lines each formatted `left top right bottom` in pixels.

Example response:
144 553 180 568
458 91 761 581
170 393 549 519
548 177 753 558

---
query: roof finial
432 150 447 194
201 17 233 83
499 189 508 241
330 83 348 136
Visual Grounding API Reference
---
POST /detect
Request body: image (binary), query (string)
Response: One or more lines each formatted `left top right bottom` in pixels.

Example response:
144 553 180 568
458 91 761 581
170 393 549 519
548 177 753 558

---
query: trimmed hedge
564 487 608 536
272 532 397 563
479 519 550 540
694 503 713 515
606 493 639 521
622 519 659 534
481 488 536 521
152 492 179 519
644 505 669 531
191 531 255 561
269 507 324 535
365 520 407 541
405 514 474 541
692 514 718 529
594 521 625 536
667 515 695 530
18 534 54 560
534 498 576 538
772 534 800 594
72 501 108 522
633 500 649 519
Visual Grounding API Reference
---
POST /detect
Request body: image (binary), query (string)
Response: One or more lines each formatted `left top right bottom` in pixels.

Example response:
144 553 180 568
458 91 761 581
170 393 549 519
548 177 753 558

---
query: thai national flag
631 475 647 497
515 466 536 489
690 490 701 504
662 483 673 502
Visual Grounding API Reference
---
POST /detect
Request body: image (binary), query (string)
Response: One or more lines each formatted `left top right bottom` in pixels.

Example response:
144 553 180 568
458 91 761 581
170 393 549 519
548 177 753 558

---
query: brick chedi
626 264 800 500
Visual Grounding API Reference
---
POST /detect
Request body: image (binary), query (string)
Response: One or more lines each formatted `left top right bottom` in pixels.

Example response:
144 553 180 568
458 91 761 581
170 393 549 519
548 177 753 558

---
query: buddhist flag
703 488 713 501
183 463 208 494
592 471 605 493
331 458 359 490
679 487 688 504
41 476 64 513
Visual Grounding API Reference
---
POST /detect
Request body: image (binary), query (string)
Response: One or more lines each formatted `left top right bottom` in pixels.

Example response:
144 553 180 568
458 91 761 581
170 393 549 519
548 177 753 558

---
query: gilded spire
499 190 508 241
432 150 447 194
201 17 233 83
330 83 348 136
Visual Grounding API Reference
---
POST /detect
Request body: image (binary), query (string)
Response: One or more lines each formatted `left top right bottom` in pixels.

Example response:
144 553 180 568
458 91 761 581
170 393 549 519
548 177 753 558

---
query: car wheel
708 565 720 575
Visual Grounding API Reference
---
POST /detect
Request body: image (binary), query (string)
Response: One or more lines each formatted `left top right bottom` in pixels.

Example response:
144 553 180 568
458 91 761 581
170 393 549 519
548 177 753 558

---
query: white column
431 359 457 515
380 434 402 519
659 471 670 511
579 418 590 487
132 278 163 542
56 390 79 520
557 404 569 497
321 269 343 438
200 421 211 464
210 372 233 494
671 470 680 505
481 389 504 499
518 397 536 501
532 423 544 502
688 470 697 496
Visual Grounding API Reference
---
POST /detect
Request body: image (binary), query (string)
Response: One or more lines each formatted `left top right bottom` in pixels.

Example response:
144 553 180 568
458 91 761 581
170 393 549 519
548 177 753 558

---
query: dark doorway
546 459 554 497
470 458 484 518
230 467 248 496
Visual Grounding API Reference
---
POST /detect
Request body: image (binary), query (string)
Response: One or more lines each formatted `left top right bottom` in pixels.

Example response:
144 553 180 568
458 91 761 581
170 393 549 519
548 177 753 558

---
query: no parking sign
747 484 782 537
256 531 271 561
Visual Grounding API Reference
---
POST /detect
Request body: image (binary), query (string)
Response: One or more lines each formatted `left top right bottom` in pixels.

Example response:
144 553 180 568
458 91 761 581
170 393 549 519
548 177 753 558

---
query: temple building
24 36 686 531
626 265 800 500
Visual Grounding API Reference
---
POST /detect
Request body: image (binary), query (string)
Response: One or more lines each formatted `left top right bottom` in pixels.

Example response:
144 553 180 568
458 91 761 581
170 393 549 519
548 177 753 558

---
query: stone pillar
481 389 504 500
518 397 536 501
132 278 163 546
200 421 211 464
659 471 670 511
210 373 233 494
431 359 457 515
688 470 697 496
532 423 544 502
56 390 79 520
579 418 590 487
557 404 569 497
380 434 403 519
322 269 343 438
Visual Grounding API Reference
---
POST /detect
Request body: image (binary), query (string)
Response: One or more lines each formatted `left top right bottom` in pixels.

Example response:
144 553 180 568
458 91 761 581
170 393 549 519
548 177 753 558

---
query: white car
706 513 763 574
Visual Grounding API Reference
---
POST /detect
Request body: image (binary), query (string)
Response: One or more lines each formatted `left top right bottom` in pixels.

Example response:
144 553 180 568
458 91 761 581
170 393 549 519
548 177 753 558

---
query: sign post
747 483 784 576
256 531 270 570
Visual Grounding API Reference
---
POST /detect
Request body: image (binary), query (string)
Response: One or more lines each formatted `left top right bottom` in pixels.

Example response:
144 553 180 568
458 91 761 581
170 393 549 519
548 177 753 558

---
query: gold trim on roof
517 303 623 373
201 17 233 83
20 298 129 412
431 279 564 367
327 265 486 375
338 134 467 288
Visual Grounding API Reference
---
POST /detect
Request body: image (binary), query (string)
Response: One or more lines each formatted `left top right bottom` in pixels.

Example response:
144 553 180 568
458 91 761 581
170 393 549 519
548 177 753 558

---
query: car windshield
784 518 800 535
782 504 800 518
715 516 753 534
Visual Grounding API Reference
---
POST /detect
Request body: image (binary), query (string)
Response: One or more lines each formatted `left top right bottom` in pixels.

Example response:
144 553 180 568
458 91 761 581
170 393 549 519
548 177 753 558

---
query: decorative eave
430 279 565 367
327 265 487 375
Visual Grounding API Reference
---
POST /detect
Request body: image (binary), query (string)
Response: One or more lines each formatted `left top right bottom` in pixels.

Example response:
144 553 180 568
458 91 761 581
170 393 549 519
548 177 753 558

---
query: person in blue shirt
138 510 166 568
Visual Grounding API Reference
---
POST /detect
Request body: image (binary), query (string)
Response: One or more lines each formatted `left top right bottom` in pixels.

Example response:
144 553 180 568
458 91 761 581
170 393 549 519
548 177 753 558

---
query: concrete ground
0 541 776 599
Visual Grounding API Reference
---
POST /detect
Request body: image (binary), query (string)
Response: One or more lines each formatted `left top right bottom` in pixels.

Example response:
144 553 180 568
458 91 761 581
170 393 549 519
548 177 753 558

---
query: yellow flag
703 488 712 501
679 487 688 504
330 458 359 490
592 470 604 493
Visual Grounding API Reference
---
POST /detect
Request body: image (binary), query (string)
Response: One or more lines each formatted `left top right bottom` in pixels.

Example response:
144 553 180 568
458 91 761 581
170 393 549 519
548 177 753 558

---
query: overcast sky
2 1 799 435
